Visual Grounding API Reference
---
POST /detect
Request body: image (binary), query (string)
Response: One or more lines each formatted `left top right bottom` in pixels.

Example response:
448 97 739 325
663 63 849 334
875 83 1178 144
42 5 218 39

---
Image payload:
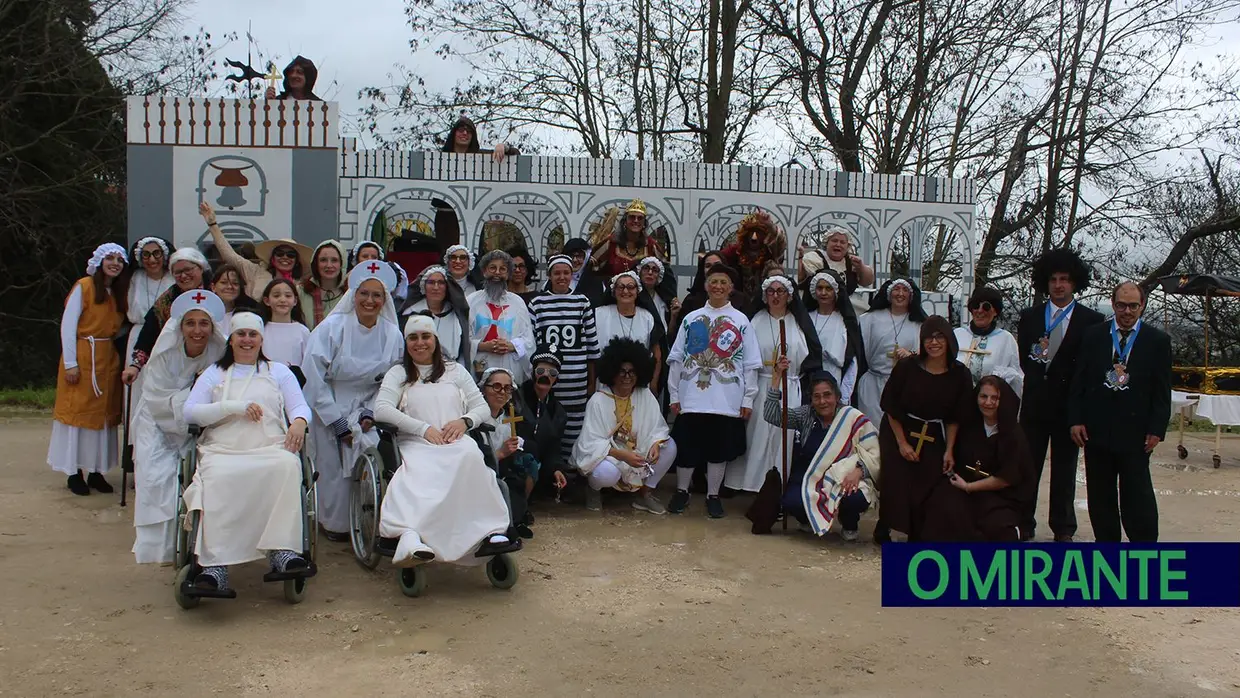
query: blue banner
881 543 1240 607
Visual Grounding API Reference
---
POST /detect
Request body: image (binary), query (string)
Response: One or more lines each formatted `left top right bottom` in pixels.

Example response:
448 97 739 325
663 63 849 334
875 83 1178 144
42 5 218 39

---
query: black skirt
671 412 748 468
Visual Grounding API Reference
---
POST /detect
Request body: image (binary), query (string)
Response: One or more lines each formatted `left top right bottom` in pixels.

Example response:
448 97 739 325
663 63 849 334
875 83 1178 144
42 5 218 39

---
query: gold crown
625 198 647 216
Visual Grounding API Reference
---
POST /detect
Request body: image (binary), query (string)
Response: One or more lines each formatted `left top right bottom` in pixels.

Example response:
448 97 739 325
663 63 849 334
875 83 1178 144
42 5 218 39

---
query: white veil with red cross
326 259 399 329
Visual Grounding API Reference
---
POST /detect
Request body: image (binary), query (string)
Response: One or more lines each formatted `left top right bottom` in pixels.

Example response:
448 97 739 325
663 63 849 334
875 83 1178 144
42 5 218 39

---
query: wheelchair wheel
350 447 385 569
302 452 319 565
174 564 199 610
283 577 307 604
486 553 519 590
397 566 427 597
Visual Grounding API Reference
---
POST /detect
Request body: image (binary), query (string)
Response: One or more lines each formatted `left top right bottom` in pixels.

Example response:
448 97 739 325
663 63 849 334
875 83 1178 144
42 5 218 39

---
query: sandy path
1 415 1237 697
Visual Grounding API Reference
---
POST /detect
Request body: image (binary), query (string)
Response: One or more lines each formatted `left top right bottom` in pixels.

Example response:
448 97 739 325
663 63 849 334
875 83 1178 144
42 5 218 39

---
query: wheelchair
348 421 521 598
173 424 319 610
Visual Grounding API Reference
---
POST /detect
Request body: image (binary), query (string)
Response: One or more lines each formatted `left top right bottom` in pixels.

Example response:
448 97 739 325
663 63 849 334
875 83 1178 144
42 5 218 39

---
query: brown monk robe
948 376 1037 541
877 315 974 541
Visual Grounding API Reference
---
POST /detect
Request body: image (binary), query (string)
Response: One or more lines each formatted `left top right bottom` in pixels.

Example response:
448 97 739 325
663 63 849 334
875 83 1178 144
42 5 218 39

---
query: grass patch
1169 414 1237 433
0 386 56 409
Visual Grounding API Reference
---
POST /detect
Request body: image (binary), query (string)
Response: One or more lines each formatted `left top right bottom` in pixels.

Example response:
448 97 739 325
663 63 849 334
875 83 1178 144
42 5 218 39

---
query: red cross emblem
191 292 206 303
367 262 381 273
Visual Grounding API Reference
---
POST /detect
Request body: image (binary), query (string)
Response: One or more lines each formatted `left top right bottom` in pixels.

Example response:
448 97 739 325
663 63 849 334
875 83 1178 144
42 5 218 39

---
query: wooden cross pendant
503 403 524 427
910 421 937 457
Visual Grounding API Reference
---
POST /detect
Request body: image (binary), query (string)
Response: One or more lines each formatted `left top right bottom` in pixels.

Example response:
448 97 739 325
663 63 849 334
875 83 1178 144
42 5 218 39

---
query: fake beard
536 376 552 386
485 277 508 302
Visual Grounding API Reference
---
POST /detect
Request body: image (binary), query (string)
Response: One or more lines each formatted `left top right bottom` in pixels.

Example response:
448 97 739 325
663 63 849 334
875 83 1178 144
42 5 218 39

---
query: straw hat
254 238 313 270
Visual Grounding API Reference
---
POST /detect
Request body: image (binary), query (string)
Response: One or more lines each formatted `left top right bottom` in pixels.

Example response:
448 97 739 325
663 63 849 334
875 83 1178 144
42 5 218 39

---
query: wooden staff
780 318 788 531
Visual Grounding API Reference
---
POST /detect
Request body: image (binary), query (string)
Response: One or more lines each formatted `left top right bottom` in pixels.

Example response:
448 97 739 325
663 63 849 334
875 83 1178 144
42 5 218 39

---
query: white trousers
587 439 678 491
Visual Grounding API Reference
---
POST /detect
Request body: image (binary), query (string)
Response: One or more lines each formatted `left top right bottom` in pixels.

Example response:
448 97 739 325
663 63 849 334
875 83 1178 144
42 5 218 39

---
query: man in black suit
1068 282 1172 542
1017 248 1106 542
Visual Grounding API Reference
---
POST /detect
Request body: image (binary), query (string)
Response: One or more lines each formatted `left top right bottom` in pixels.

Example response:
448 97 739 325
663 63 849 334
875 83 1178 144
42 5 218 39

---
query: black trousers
1083 446 1159 542
1020 414 1080 537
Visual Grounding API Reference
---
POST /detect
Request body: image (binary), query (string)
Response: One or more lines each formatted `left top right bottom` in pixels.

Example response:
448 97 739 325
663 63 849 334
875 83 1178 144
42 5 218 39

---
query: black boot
67 472 90 496
86 472 114 494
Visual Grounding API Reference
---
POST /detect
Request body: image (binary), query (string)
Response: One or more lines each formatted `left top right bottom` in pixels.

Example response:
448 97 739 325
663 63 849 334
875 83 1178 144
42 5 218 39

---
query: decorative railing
127 97 338 148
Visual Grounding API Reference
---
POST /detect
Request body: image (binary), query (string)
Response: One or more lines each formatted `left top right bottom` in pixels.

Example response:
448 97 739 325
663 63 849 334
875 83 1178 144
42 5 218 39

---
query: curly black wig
1030 247 1091 295
596 337 655 388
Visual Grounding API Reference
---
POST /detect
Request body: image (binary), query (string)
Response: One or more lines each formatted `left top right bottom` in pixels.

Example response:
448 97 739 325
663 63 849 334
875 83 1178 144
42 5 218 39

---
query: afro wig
596 337 655 388
1030 247 1091 295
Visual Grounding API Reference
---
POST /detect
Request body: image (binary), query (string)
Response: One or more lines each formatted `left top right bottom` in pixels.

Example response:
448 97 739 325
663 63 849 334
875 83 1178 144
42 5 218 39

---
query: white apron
378 379 509 565
182 365 303 567
725 312 808 493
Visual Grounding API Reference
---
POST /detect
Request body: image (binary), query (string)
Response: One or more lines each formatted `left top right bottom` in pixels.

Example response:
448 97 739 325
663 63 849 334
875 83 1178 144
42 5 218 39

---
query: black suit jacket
1017 301 1106 423
1067 321 1172 452
517 382 568 475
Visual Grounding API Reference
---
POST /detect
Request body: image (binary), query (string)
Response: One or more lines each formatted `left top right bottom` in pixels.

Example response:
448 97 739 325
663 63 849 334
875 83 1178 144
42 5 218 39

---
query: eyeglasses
172 266 199 278
485 383 513 393
534 367 559 378
424 279 447 287
512 263 527 271
1114 301 1142 312
925 334 946 343
617 368 636 377
140 250 164 260
569 252 586 260
273 248 299 259
970 301 995 313
448 254 470 262
765 287 789 296
615 284 638 292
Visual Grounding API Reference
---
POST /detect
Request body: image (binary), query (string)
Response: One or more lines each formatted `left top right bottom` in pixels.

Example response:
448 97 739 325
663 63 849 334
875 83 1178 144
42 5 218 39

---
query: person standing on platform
1017 248 1105 542
1068 282 1171 543
665 263 763 519
530 255 601 460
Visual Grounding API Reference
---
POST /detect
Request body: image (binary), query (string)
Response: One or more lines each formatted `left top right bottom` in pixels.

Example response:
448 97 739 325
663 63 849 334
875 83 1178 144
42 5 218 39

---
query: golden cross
764 345 781 368
503 403 524 428
965 462 991 478
264 63 283 91
910 421 937 457
959 339 991 359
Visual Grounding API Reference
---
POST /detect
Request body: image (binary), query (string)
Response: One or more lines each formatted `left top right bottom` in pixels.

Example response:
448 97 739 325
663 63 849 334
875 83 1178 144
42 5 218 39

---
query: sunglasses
273 249 299 259
485 383 514 393
534 367 559 378
970 301 995 313
140 250 164 260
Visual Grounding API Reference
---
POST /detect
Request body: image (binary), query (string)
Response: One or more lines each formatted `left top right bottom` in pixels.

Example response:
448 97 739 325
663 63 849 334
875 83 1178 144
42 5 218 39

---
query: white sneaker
841 529 860 542
632 491 667 515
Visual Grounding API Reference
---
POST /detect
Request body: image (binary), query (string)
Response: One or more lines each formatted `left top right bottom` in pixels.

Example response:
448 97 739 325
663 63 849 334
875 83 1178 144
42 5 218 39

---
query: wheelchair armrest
373 421 401 436
473 422 496 434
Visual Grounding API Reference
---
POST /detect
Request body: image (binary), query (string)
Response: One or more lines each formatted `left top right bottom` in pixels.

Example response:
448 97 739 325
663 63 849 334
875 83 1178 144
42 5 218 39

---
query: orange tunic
52 277 124 430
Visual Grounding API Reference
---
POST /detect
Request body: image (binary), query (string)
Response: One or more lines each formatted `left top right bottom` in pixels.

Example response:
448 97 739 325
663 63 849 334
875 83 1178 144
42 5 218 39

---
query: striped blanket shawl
800 405 880 536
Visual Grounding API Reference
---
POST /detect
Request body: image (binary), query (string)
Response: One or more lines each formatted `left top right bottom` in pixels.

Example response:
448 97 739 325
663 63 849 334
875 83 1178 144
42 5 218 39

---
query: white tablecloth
1171 390 1240 426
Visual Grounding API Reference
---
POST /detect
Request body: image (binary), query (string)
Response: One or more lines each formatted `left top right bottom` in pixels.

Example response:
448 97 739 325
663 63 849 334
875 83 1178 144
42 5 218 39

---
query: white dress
301 311 403 533
594 304 656 351
375 362 508 565
854 310 921 424
809 310 858 404
953 325 1025 396
132 322 226 564
725 311 809 492
262 322 310 369
182 363 310 566
125 272 173 445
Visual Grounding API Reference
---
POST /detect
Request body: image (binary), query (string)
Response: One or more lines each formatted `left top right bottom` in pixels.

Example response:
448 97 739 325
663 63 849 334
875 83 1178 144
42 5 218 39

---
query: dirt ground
2 414 1239 697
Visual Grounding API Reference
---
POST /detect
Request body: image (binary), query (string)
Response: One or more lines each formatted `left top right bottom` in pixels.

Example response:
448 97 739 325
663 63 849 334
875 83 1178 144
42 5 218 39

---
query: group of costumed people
51 179 1172 585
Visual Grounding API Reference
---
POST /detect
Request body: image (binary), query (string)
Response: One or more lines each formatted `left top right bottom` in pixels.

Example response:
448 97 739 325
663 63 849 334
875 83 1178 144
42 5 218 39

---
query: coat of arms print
683 315 746 390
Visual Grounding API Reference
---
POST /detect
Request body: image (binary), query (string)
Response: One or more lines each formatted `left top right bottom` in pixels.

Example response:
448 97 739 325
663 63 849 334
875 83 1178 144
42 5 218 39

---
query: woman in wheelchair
133 289 228 563
182 312 312 592
478 367 568 538
374 314 518 567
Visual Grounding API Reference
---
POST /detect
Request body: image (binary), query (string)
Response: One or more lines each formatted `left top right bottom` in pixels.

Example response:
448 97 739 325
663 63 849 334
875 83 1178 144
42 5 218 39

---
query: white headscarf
169 247 209 271
133 236 170 259
610 270 640 288
810 271 840 295
760 275 794 295
404 313 436 338
86 243 128 276
327 259 400 328
444 244 475 270
638 256 664 283
417 265 448 294
143 290 228 414
228 311 265 337
479 367 513 386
